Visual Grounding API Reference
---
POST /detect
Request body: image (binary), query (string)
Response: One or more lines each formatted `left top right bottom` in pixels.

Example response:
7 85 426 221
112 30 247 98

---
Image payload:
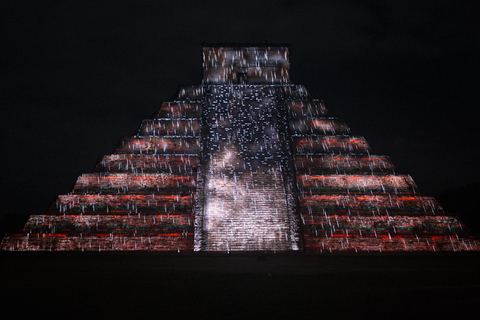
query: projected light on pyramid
2 44 479 252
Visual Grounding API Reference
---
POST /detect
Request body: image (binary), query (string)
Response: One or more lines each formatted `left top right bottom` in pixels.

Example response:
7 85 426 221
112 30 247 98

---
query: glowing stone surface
2 44 479 252
194 85 299 251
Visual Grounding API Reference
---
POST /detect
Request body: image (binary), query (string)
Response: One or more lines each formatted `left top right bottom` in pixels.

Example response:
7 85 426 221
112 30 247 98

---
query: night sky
1 1 479 227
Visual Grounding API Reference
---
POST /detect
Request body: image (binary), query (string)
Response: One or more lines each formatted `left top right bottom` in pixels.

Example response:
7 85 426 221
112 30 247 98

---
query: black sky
1 0 479 219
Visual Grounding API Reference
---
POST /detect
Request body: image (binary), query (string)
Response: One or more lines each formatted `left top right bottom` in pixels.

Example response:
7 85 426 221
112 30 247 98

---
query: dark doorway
237 72 247 84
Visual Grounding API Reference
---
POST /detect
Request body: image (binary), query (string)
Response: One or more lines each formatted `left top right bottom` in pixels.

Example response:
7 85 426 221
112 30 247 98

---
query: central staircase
195 85 300 251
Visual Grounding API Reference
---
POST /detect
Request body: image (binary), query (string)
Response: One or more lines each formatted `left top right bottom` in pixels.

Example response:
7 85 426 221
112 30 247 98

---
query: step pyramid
2 44 479 252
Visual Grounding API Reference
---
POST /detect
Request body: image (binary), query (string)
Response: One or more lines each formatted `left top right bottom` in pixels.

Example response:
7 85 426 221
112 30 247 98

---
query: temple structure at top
202 45 290 84
2 44 479 252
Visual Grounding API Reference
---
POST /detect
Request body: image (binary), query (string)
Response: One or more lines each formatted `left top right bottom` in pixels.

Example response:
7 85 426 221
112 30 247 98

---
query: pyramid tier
72 173 196 194
49 194 195 215
299 194 441 214
289 117 349 135
279 85 311 99
302 214 466 236
155 102 202 118
304 234 480 253
2 235 193 252
294 155 394 173
176 85 204 102
138 119 200 136
287 99 328 118
2 214 193 252
293 136 370 154
11 214 193 235
297 174 417 194
116 136 200 154
95 154 198 174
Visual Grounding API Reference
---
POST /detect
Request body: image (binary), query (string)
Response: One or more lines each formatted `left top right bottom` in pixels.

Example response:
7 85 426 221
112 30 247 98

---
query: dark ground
1 252 479 319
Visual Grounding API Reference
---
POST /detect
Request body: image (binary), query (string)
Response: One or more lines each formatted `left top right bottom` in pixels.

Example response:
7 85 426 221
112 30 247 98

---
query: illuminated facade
2 44 479 252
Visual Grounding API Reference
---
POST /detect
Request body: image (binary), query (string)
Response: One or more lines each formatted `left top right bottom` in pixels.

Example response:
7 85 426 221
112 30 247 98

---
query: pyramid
2 44 479 252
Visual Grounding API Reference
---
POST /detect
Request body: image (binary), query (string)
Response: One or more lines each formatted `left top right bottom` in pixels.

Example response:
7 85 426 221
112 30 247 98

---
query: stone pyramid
2 44 479 252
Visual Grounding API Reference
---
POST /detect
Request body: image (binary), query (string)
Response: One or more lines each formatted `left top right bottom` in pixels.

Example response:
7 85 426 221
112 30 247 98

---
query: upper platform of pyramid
202 43 290 85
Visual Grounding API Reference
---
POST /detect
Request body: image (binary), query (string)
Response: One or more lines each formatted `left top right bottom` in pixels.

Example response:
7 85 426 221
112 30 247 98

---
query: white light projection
203 147 295 251
196 85 300 252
